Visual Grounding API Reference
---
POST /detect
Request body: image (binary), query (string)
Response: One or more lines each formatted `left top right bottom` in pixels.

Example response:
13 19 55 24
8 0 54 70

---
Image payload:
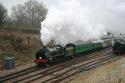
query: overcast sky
1 0 125 44
0 0 59 14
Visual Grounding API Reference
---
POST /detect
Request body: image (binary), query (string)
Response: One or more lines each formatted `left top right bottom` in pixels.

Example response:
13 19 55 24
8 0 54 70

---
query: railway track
0 48 112 83
0 66 39 82
29 51 114 83
40 53 115 83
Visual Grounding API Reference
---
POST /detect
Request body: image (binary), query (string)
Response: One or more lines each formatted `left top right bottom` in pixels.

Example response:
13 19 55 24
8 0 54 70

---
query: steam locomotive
34 39 111 67
112 38 125 54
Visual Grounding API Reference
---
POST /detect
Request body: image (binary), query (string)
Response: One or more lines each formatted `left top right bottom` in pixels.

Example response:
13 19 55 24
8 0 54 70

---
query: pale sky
0 0 59 14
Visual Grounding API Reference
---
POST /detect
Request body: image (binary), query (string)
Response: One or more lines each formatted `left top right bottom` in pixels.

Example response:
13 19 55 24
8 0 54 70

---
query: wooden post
27 36 30 48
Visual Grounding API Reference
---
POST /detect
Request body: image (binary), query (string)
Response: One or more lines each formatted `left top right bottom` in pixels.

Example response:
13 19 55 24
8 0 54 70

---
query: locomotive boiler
34 45 64 66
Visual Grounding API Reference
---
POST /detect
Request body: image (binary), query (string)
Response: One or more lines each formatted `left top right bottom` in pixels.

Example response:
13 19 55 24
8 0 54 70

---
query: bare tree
11 5 26 27
11 0 47 29
0 3 7 28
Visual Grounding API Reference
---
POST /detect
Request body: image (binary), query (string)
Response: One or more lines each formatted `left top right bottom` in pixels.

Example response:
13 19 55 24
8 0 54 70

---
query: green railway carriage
66 42 94 55
92 40 104 49
65 40 106 56
62 38 112 58
74 42 94 54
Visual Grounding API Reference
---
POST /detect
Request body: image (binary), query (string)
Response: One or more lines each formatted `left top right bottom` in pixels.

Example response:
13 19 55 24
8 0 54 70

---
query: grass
0 31 41 70
0 52 5 60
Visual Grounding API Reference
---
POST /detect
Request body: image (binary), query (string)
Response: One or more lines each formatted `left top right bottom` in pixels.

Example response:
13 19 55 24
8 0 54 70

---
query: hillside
0 30 41 70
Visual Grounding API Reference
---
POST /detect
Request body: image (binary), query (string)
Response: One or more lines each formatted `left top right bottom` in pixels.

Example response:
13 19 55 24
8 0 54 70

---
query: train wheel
36 63 45 67
36 63 41 67
45 62 51 67
116 53 119 56
71 55 75 59
113 52 119 56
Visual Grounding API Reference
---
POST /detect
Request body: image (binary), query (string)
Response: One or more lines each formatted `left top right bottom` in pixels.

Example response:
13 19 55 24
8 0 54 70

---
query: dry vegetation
67 56 125 83
0 30 41 70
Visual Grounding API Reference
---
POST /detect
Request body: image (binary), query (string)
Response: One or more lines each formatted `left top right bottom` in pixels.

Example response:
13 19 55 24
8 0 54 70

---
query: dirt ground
67 55 125 83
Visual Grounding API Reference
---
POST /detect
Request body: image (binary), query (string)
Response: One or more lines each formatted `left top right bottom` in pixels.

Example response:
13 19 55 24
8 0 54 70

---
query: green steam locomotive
34 39 111 66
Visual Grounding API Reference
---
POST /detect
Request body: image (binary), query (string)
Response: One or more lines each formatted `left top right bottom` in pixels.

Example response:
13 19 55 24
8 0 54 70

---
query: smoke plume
41 0 125 45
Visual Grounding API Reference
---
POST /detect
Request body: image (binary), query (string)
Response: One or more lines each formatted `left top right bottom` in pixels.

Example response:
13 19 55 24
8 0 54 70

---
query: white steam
41 0 125 45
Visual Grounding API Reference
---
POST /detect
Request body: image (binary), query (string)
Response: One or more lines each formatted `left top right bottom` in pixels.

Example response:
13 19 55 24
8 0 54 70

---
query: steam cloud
41 0 125 45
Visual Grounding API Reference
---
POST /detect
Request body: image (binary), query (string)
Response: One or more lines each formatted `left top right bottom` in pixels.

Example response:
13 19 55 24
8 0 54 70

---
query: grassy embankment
0 30 41 70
